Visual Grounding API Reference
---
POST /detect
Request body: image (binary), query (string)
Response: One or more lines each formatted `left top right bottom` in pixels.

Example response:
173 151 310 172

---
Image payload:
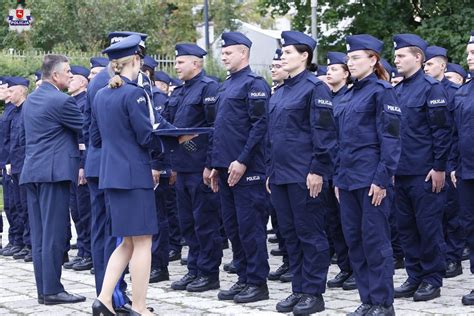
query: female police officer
334 35 401 316
266 31 336 314
89 35 189 316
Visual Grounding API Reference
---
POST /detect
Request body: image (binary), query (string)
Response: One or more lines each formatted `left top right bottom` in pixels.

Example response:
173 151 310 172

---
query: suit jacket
20 81 83 184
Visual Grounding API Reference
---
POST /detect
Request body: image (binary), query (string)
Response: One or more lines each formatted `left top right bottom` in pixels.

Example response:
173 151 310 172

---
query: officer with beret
451 30 474 306
163 43 222 292
65 65 93 271
89 57 108 80
209 31 271 303
267 31 336 314
335 34 401 316
21 54 85 305
424 45 464 279
266 48 291 283
324 51 356 290
445 63 467 86
4 77 31 262
393 34 451 302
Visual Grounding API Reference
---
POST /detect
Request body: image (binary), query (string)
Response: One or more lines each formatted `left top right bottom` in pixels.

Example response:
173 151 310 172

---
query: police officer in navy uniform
0 76 6 252
209 31 271 303
163 43 222 292
65 65 94 271
324 51 357 290
334 35 401 316
4 77 31 261
266 31 336 314
89 57 109 81
451 30 474 306
84 31 149 313
445 63 467 86
424 46 464 279
393 34 451 302
267 48 292 283
21 54 86 305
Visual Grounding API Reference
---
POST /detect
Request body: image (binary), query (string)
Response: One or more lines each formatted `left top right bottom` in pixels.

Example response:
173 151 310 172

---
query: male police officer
424 46 464 279
21 54 85 305
209 32 271 303
393 34 451 302
165 43 222 292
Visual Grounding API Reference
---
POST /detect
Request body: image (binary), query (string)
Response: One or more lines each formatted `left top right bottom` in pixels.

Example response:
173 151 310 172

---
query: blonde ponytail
108 55 135 88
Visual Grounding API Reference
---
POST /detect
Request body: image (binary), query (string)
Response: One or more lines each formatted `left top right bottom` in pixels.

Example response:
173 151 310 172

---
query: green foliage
257 0 474 67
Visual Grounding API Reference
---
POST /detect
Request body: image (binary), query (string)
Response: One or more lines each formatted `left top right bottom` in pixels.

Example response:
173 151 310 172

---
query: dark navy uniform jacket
450 80 474 179
84 67 111 178
211 66 270 179
90 77 163 190
1 103 15 169
164 71 219 173
20 81 83 184
395 69 451 175
267 70 336 185
328 85 348 179
151 86 171 177
334 73 402 190
6 104 25 175
152 87 168 114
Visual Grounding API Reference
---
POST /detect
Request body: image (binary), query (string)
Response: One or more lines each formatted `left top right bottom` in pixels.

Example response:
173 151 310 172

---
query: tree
257 0 474 66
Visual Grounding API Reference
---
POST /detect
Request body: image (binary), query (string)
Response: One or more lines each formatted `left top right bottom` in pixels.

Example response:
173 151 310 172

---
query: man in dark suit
20 54 85 305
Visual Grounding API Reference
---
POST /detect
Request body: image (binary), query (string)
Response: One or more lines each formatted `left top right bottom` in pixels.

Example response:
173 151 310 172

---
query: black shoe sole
150 276 170 283
234 292 269 303
327 282 344 288
268 274 285 281
186 282 220 292
413 290 440 302
445 270 463 278
342 284 357 291
218 293 238 300
44 298 86 305
293 305 325 315
394 291 416 298
462 297 474 305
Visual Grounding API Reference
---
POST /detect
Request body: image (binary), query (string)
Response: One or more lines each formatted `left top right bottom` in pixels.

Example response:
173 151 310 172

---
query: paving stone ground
1 213 474 315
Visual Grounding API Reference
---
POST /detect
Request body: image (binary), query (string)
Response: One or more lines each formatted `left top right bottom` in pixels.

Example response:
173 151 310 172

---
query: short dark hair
41 54 69 79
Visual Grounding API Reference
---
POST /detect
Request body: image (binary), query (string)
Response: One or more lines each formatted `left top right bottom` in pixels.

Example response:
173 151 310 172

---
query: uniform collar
73 90 87 99
403 67 424 84
333 85 348 96
184 71 204 86
284 69 308 87
353 72 377 89
230 65 251 78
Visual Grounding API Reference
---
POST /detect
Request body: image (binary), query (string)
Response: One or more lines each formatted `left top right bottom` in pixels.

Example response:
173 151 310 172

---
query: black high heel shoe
92 299 115 316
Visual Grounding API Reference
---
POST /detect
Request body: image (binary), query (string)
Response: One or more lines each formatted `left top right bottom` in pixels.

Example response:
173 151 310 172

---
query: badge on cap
175 50 178 56
470 35 474 43
220 39 225 46
274 53 278 59
393 41 397 48
281 38 285 45
346 43 350 51
327 58 330 65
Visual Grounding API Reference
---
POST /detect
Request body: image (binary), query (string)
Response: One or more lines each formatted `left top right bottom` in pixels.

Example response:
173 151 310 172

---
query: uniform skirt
105 188 158 237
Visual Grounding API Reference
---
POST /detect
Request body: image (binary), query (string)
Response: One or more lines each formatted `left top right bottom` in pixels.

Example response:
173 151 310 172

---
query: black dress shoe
115 303 154 315
38 295 44 304
222 240 229 250
445 261 462 278
186 275 220 292
366 304 395 316
234 283 269 303
71 243 78 250
462 290 474 305
44 291 86 305
413 282 440 301
276 292 302 313
2 245 22 256
270 248 285 256
394 280 419 298
217 282 246 300
224 261 237 274
171 272 196 290
72 257 93 271
268 235 278 244
92 299 114 316
342 274 357 290
393 257 405 270
292 294 325 314
267 228 275 234
13 247 30 259
90 267 95 274
462 247 470 261
279 271 293 282
63 256 82 269
347 303 373 316
327 271 351 288
180 257 188 266
168 249 181 262
0 243 12 255
268 262 289 281
150 267 170 283
24 250 33 262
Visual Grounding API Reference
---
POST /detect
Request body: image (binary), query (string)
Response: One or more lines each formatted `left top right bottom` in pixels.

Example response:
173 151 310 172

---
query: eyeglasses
269 64 282 70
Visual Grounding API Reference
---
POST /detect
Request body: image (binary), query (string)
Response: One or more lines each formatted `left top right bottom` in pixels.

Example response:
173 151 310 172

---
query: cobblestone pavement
1 216 474 315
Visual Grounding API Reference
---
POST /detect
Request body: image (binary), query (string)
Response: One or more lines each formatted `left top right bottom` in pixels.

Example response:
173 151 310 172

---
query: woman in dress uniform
334 34 401 316
90 34 167 316
266 31 337 315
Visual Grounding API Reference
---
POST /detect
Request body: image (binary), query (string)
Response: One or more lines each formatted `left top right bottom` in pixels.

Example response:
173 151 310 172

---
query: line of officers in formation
0 28 473 316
